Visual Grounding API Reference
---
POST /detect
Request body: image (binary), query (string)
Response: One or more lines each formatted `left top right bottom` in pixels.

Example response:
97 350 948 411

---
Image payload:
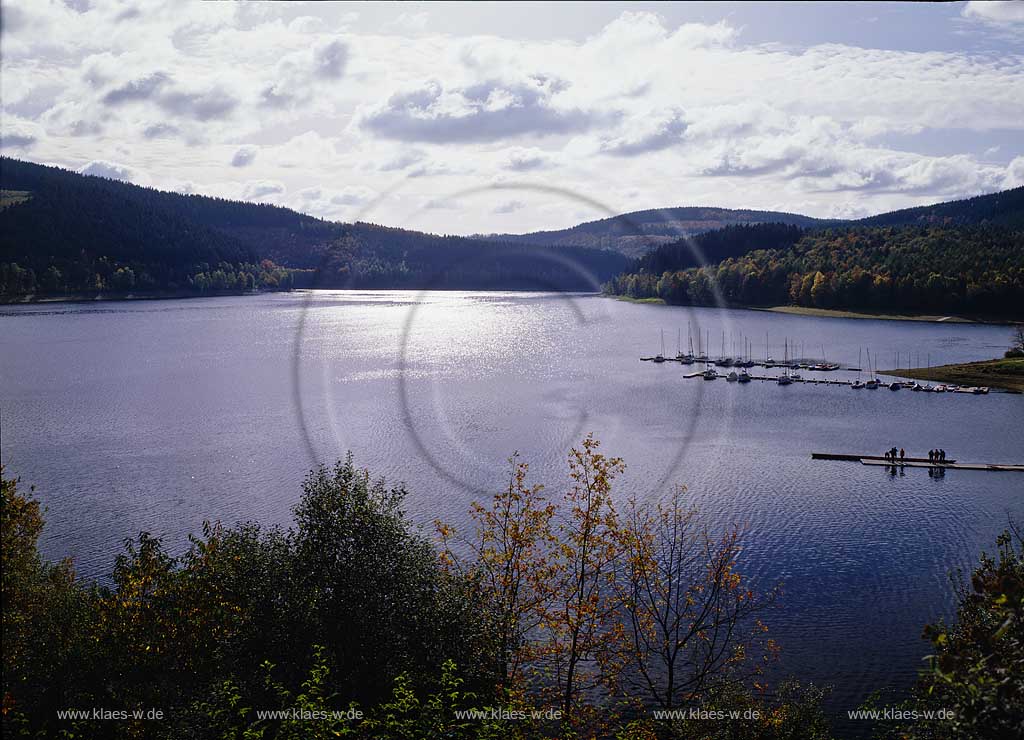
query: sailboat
851 348 865 389
716 331 732 366
789 340 803 380
738 338 754 368
653 330 666 363
777 339 792 385
865 350 879 388
679 326 695 364
695 329 709 363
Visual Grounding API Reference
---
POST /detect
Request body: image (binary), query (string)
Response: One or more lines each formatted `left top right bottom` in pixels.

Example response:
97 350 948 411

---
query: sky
1 0 1023 235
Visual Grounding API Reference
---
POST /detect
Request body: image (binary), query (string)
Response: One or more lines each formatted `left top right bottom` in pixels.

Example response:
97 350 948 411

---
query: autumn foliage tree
437 436 781 734
436 453 558 689
612 489 778 711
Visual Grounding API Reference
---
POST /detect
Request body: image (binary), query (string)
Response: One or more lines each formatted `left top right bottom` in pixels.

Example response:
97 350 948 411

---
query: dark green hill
626 222 806 276
0 157 295 296
853 187 1024 230
0 158 627 298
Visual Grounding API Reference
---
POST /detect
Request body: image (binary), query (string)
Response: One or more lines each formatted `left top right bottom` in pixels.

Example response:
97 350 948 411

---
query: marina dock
641 331 1000 395
812 453 957 464
645 358 995 393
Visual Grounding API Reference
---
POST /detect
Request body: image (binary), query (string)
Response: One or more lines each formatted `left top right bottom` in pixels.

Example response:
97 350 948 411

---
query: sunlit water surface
2 291 1022 728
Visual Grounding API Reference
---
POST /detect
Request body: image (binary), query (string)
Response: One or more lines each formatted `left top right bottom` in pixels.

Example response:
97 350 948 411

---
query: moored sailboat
653 330 666 363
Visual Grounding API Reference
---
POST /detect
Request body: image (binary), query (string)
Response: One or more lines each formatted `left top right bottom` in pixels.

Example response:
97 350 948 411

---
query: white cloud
330 186 376 206
231 146 257 167
600 109 688 156
493 199 526 214
424 197 460 210
243 180 285 200
1005 156 1024 189
962 1 1024 24
359 77 606 143
379 150 427 171
1 4 1020 234
0 118 43 149
501 147 552 171
78 159 148 184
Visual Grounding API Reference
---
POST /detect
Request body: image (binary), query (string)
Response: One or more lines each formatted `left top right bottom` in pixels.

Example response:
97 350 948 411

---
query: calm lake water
2 290 1022 725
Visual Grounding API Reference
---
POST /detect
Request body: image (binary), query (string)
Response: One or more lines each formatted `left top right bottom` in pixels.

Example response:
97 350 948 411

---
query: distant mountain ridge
479 206 834 258
482 188 1024 258
853 187 1024 230
3 155 1021 304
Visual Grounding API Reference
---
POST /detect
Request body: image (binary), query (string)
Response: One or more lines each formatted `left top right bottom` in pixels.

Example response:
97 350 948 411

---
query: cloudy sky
2 1 1023 235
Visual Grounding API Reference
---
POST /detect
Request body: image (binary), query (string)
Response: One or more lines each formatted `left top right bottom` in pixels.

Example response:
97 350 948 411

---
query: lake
2 290 1022 727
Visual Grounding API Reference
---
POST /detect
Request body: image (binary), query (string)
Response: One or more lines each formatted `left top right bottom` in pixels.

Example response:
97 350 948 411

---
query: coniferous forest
6 157 1024 318
0 158 627 299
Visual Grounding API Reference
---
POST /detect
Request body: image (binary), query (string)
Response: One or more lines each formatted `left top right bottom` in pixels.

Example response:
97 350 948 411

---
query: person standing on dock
900 448 905 463
928 449 935 463
940 449 946 463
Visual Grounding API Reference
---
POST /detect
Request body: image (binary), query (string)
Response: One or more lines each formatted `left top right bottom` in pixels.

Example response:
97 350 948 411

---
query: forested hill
853 186 1024 230
627 222 806 276
479 206 832 258
605 225 1024 319
481 187 1024 259
0 158 627 298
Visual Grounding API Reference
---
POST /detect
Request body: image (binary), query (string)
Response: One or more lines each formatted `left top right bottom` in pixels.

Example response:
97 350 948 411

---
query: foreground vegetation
3 439 1021 738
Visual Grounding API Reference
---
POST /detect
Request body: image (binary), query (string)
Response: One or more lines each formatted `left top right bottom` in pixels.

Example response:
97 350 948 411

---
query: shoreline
879 358 1024 393
0 289 283 307
6 288 1022 328
756 305 981 323
604 294 1019 325
3 286 599 307
608 294 667 305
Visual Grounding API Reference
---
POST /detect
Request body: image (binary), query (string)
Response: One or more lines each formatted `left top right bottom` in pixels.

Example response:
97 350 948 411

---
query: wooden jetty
861 460 1024 472
813 453 956 464
813 452 1022 473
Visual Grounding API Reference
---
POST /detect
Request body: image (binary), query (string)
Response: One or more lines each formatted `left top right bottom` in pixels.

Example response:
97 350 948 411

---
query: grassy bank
758 305 978 323
608 294 666 305
880 358 1024 392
